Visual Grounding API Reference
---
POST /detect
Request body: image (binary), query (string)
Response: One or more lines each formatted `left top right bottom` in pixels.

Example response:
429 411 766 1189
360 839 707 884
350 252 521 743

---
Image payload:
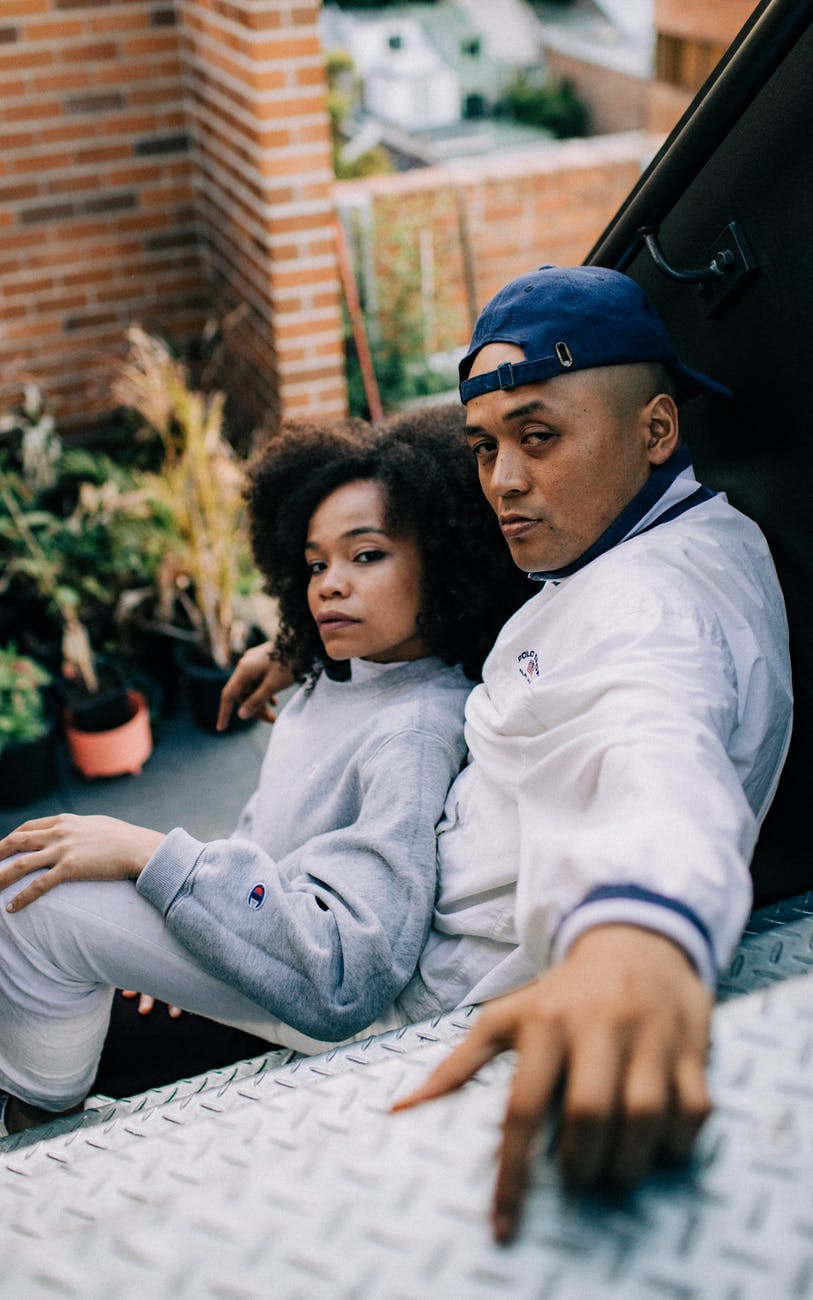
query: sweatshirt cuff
550 886 717 987
136 826 206 917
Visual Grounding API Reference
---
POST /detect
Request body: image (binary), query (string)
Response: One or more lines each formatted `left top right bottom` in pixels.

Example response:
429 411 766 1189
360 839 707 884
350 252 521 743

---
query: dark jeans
93 990 273 1098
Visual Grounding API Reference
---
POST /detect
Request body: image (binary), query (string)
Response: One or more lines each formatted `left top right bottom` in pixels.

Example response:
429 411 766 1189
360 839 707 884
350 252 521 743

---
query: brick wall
0 0 203 429
0 3 661 434
336 132 656 376
655 0 756 47
648 0 758 133
0 0 345 435
177 0 346 431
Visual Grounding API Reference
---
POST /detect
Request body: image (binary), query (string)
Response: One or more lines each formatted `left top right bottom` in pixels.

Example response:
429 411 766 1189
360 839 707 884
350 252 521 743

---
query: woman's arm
137 727 462 1041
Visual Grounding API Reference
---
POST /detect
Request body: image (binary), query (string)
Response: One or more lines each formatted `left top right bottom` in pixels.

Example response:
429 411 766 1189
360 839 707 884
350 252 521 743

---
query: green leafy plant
502 72 589 138
0 470 100 692
327 48 393 180
0 383 60 491
0 644 51 754
343 206 462 416
0 386 169 694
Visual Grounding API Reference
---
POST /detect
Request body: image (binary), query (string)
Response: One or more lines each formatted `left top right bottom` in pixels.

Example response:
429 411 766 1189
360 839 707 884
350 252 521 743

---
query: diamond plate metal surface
2 894 813 1296
2 979 813 1298
718 889 813 1000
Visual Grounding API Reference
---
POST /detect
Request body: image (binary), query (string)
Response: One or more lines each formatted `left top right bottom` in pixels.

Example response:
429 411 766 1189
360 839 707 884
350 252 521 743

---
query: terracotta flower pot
65 689 152 778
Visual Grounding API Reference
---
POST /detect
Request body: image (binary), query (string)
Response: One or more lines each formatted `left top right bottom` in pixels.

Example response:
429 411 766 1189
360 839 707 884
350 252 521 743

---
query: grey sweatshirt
137 657 471 1040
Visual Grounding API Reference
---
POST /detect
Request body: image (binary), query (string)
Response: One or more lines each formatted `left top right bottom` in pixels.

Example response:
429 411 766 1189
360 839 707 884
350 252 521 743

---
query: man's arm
395 923 712 1242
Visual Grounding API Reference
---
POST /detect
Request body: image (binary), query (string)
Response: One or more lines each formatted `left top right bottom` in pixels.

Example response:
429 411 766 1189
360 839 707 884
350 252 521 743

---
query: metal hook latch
638 222 758 316
638 227 730 283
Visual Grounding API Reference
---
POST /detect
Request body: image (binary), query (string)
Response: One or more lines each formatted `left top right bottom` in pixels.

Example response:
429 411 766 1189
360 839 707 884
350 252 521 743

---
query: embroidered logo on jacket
247 883 266 909
518 649 540 683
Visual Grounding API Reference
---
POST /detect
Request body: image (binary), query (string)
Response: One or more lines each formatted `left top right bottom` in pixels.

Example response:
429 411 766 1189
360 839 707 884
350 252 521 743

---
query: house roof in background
322 1 543 89
532 0 654 78
453 0 546 67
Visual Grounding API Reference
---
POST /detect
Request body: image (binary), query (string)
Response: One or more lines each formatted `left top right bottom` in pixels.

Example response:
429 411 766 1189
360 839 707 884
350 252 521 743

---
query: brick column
177 0 346 429
0 0 203 428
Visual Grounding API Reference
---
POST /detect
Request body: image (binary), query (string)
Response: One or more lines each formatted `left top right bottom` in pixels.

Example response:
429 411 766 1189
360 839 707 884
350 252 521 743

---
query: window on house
656 32 726 92
388 33 403 51
461 38 481 58
463 93 485 119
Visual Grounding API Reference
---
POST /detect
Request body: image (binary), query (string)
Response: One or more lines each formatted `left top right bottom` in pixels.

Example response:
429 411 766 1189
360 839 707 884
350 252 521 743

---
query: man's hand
216 642 294 731
0 814 165 911
393 925 712 1242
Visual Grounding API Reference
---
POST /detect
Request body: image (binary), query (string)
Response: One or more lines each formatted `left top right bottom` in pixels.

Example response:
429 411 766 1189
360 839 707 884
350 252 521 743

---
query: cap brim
670 361 732 404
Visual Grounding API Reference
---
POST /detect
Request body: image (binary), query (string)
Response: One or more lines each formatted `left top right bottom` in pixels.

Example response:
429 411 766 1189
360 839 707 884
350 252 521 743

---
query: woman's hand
0 813 165 912
216 642 295 732
121 990 183 1018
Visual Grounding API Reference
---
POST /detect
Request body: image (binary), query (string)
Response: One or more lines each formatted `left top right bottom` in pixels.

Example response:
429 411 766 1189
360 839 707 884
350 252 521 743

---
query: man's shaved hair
596 362 677 422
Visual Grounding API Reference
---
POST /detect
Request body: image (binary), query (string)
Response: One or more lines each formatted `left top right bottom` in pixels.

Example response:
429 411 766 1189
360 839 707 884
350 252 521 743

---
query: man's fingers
663 1051 711 1162
492 1019 562 1242
168 1005 183 1018
137 994 156 1015
558 1029 623 1188
608 1044 669 1186
392 1018 505 1111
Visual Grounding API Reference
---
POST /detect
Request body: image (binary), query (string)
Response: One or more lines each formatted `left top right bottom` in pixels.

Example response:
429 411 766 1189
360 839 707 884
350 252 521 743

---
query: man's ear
643 393 679 465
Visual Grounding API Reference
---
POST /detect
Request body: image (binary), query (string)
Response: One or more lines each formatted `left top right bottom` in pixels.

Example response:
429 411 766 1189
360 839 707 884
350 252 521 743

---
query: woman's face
305 479 428 663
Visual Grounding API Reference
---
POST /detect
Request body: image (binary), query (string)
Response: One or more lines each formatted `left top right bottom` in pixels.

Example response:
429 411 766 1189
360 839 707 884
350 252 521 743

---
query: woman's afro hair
246 406 529 682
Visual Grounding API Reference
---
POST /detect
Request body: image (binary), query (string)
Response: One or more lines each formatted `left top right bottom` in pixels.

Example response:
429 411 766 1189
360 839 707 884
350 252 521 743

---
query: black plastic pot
69 684 133 733
130 626 183 715
176 647 254 735
0 723 58 808
60 660 133 734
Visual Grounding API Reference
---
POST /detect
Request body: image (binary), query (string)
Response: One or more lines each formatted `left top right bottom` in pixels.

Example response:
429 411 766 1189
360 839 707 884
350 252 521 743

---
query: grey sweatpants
0 864 403 1111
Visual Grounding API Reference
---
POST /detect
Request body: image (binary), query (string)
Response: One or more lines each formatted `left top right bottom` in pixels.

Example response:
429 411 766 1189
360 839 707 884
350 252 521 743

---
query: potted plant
0 393 155 776
0 645 58 807
112 326 277 732
0 483 153 777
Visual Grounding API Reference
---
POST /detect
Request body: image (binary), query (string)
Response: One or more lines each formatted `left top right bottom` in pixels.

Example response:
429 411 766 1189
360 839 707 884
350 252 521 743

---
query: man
393 265 792 1242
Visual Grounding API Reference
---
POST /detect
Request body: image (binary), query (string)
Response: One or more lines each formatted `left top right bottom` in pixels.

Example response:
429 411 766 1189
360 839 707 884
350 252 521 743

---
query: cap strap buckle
496 362 516 391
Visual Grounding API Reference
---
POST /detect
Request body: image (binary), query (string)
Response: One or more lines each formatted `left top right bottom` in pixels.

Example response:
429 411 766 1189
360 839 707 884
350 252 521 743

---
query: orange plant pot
65 689 153 778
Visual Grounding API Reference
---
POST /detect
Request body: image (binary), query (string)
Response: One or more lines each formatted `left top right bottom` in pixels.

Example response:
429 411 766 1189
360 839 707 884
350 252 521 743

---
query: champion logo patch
517 649 540 683
247 883 266 910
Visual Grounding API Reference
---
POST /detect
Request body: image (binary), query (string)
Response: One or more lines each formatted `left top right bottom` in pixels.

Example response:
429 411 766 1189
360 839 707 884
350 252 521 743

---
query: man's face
464 343 675 572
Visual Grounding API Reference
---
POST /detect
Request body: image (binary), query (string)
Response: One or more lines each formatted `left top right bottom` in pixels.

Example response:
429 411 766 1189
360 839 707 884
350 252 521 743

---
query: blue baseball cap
459 265 732 405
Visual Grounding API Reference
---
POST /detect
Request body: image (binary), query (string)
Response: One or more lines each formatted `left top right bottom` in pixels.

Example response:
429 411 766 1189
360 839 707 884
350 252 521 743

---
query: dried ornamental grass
113 327 253 671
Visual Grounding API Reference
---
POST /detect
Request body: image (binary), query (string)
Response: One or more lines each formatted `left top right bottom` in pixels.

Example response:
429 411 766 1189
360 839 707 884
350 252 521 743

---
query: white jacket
407 452 792 1013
